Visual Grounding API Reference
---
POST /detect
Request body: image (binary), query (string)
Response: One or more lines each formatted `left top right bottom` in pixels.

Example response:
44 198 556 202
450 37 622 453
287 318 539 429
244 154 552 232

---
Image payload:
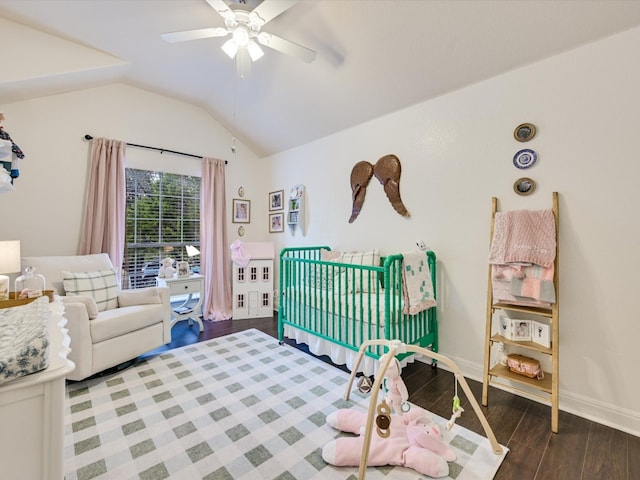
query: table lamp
185 245 200 275
0 240 21 300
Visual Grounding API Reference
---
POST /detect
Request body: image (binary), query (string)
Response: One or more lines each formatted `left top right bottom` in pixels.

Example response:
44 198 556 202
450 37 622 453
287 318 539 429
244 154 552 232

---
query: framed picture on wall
269 190 284 211
269 212 284 233
232 199 251 223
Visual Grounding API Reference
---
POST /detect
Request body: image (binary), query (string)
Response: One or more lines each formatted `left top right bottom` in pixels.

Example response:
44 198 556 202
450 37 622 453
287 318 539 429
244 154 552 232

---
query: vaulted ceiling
2 0 640 157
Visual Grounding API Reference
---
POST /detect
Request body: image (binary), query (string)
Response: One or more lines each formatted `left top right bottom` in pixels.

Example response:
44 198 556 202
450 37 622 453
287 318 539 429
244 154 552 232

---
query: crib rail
278 246 438 362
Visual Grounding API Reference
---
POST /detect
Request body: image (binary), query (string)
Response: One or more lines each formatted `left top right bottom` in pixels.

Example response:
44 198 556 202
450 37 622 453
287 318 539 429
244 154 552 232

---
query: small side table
156 274 204 332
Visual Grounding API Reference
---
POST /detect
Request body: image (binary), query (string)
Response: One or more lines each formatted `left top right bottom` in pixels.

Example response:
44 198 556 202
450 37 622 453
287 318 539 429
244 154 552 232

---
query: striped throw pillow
62 269 119 312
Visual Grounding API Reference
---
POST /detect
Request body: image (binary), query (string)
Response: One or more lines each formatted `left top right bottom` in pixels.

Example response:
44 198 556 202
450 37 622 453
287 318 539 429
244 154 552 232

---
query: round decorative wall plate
237 186 245 197
514 123 536 142
513 177 536 196
237 225 245 236
513 149 537 169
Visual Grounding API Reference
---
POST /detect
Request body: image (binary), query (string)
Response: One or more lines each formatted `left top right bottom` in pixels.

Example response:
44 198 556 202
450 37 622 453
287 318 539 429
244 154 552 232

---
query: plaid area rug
64 329 507 480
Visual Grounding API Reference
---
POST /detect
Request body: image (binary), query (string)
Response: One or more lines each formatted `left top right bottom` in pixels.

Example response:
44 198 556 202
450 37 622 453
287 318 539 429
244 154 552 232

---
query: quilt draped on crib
402 251 436 315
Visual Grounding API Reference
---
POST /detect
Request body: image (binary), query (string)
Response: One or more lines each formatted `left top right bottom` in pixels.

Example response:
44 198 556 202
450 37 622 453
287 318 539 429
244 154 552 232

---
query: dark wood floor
163 316 639 480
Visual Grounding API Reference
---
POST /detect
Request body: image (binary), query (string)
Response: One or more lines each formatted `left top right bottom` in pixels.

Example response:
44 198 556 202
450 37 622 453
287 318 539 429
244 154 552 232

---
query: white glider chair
22 254 172 381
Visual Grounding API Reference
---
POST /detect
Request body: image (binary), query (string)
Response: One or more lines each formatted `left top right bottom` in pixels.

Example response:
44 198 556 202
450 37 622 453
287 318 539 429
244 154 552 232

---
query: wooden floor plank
583 422 628 480
494 440 542 480
511 404 552 452
628 432 640 480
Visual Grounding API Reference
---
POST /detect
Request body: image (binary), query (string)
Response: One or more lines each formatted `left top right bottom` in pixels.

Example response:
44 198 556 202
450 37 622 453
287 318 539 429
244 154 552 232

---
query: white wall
0 84 268 256
263 27 640 435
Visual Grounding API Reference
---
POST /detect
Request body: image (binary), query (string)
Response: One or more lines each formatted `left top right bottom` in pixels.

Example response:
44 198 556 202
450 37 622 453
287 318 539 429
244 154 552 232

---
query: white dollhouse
231 241 275 320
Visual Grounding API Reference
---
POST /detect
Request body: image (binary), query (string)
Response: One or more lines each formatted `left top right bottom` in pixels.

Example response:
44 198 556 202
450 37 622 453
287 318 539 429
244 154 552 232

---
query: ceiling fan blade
204 0 235 20
251 0 298 25
161 27 229 43
257 32 316 63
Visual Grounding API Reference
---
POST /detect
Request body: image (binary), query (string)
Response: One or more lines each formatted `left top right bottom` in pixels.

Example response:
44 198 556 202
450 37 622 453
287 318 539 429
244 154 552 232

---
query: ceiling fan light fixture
221 38 238 58
232 26 250 47
247 40 264 61
162 1 317 66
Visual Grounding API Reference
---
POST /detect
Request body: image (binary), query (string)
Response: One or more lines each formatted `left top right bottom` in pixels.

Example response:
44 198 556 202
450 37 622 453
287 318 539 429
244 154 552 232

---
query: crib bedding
282 296 434 351
284 285 389 326
282 324 417 375
278 246 438 375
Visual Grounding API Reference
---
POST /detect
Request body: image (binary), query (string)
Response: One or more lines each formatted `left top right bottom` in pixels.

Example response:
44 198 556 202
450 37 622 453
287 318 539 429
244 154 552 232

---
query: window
262 292 270 307
262 266 270 281
237 267 245 282
123 168 200 288
237 294 245 308
250 266 257 281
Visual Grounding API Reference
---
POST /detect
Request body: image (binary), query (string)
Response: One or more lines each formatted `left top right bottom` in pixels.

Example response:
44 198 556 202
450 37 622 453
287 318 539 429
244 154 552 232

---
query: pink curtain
79 138 126 274
201 157 232 320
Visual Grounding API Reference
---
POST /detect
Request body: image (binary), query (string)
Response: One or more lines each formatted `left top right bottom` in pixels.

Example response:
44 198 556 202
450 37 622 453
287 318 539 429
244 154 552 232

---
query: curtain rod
83 135 228 164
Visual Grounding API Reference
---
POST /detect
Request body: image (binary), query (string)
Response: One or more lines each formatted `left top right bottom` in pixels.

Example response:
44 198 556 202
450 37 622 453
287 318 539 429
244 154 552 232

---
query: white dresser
0 298 75 480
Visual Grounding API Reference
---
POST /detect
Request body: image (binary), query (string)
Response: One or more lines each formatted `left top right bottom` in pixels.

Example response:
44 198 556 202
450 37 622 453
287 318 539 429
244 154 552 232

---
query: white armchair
21 254 172 381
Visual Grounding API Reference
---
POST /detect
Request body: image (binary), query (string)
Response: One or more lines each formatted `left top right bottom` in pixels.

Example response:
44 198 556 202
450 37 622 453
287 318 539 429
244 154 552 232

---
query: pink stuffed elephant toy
322 406 456 478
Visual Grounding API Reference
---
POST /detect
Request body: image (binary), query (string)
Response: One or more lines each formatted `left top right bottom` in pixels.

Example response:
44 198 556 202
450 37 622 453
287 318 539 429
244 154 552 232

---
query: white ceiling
2 0 640 157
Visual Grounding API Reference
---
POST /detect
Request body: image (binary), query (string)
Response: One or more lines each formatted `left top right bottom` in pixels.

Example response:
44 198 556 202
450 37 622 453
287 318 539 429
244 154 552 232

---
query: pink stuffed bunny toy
379 352 409 415
322 406 456 478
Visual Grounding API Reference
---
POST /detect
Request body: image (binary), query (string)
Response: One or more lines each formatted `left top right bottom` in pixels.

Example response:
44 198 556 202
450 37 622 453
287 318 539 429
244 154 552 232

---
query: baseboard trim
416 354 640 437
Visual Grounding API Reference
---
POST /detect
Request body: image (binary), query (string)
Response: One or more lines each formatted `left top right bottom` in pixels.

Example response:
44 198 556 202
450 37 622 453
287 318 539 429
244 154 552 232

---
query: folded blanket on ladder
488 209 556 267
492 264 555 305
510 263 556 303
402 252 437 315
488 208 557 306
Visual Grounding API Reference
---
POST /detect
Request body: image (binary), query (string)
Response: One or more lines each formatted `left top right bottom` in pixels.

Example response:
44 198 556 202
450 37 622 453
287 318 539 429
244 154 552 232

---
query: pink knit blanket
488 209 556 267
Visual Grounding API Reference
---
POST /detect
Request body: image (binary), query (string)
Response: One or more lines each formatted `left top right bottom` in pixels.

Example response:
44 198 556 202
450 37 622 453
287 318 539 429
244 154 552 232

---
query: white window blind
123 168 200 288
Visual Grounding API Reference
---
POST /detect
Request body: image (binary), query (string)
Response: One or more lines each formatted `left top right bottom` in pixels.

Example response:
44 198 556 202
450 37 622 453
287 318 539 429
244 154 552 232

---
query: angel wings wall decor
348 154 409 223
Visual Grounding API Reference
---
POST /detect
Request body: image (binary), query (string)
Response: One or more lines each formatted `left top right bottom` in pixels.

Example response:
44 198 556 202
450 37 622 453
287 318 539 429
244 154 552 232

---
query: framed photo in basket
510 319 532 341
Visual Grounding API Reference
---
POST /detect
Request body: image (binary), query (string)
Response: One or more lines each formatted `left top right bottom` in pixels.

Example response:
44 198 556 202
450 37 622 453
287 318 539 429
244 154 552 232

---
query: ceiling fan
161 0 316 64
